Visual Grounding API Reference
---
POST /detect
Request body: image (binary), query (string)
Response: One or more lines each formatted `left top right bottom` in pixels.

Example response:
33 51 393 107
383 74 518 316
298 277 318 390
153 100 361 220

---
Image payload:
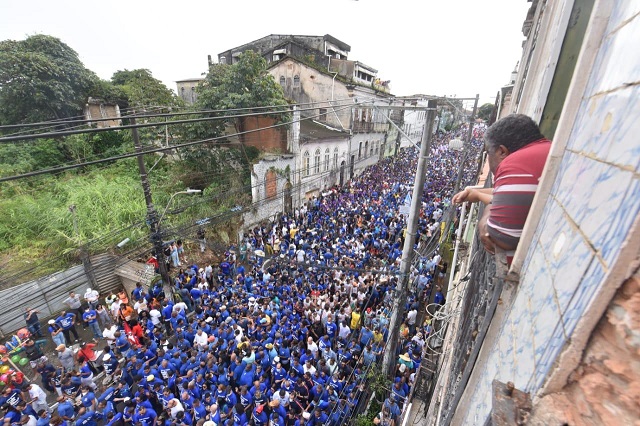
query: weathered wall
528 274 640 425
243 155 297 229
238 116 288 152
176 80 201 105
269 58 353 130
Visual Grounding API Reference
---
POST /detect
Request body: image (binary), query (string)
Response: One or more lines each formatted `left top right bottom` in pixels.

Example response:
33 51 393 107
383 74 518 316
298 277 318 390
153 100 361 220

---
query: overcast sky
1 0 530 109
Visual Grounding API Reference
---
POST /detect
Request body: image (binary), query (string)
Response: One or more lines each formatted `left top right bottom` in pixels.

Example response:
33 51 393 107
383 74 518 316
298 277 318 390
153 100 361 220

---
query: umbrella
255 250 265 257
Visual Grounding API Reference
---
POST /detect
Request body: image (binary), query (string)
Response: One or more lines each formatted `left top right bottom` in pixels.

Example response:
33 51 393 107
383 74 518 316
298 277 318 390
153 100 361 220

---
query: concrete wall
269 59 353 130
176 80 202 105
456 1 640 424
243 155 297 229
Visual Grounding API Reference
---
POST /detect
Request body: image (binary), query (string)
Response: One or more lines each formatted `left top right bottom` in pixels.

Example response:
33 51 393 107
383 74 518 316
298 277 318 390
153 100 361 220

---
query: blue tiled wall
462 3 640 423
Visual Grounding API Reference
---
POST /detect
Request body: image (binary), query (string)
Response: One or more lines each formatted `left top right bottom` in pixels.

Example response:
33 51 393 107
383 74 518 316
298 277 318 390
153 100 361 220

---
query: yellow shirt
351 312 361 329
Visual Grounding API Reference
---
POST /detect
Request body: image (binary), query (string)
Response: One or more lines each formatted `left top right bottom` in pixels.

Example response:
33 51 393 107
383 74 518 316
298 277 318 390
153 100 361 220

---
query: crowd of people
0 126 486 426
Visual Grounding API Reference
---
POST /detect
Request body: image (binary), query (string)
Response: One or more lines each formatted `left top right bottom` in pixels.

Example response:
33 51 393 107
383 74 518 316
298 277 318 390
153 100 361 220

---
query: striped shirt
487 138 551 262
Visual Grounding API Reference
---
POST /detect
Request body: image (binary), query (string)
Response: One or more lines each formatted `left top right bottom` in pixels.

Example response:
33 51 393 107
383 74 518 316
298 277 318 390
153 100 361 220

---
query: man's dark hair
484 114 544 153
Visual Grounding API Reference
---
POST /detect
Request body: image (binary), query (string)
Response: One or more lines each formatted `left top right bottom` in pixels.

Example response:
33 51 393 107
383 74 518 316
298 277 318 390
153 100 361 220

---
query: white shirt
303 363 317 375
84 289 99 302
307 341 319 358
169 399 185 418
134 300 148 313
28 384 47 402
173 302 188 313
103 325 118 341
406 309 417 326
194 331 208 348
149 309 162 325
339 324 351 340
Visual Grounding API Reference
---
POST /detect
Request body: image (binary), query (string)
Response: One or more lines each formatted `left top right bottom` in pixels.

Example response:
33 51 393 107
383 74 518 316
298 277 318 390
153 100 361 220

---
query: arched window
324 148 330 172
293 75 300 87
333 147 339 169
374 141 378 155
358 142 363 159
303 151 310 177
279 76 285 86
370 141 374 156
365 141 369 157
314 149 321 174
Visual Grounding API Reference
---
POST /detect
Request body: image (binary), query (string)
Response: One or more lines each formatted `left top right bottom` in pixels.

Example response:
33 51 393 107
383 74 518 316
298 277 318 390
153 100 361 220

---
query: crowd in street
0 128 485 426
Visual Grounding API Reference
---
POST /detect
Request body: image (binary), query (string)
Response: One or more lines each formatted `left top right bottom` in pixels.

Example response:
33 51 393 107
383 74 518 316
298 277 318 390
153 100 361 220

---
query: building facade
176 78 203 105
410 1 640 425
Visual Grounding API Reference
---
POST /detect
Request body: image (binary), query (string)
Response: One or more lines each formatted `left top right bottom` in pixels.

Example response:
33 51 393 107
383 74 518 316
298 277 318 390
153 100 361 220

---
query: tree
178 51 290 190
0 35 107 125
477 103 494 122
195 50 290 136
111 69 182 110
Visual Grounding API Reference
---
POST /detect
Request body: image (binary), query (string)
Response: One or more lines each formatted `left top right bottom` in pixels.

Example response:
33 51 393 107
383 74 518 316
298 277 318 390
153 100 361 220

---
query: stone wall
528 274 640 425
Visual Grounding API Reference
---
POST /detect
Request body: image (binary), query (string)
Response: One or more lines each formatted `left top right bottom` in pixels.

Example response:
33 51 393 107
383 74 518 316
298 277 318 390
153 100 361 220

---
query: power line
0 102 360 182
0 99 359 137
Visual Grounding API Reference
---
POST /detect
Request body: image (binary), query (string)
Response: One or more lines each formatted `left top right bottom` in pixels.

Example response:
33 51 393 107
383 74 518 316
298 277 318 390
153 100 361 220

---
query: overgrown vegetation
0 37 289 283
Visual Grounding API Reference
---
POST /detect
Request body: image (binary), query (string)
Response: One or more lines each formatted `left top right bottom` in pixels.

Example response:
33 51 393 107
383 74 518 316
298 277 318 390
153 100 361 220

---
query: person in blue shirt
238 364 255 388
133 405 157 426
175 409 192 426
82 308 102 340
114 331 130 355
56 311 79 343
56 395 75 423
35 410 51 426
191 398 207 422
104 411 124 426
74 409 102 426
79 386 96 412
251 404 267 426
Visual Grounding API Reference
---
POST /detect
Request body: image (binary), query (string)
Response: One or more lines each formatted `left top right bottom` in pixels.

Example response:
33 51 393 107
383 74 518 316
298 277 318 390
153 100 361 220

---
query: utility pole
131 118 173 300
453 94 479 195
382 99 437 378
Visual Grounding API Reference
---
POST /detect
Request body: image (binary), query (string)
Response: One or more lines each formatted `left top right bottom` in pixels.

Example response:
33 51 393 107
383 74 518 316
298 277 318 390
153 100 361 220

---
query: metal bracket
491 380 532 425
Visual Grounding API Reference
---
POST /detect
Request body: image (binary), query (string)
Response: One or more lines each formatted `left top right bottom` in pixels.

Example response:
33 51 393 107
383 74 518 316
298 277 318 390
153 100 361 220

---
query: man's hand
452 187 473 204
452 187 493 205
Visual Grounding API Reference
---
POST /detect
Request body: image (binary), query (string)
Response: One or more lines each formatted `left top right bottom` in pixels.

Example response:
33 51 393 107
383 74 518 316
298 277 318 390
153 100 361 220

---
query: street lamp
158 189 202 225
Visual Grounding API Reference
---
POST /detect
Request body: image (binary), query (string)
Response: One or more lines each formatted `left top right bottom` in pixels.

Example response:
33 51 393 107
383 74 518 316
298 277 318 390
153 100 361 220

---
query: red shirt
487 138 551 262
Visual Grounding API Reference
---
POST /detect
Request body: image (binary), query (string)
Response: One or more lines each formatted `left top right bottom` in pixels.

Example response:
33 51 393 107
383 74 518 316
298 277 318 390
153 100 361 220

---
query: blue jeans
89 322 101 338
52 332 66 347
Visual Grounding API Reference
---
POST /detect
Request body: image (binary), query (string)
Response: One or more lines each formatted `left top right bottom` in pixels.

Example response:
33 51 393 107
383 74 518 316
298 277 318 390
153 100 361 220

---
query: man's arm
452 187 493 205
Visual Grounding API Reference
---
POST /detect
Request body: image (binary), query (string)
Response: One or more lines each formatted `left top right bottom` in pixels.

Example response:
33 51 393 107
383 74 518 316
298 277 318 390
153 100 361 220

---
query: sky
1 0 531 109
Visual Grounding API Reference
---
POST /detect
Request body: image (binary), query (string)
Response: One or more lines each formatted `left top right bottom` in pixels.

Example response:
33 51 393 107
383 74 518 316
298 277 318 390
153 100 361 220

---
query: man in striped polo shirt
453 114 551 263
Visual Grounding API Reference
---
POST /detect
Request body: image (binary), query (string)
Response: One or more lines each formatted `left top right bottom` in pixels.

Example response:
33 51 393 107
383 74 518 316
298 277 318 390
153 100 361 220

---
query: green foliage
0 164 148 274
111 69 182 109
194 50 290 136
177 50 290 190
0 35 101 125
477 103 494 122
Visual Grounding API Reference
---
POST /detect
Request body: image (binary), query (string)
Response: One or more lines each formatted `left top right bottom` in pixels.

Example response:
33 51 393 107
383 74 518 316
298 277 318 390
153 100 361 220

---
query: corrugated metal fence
0 253 122 337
